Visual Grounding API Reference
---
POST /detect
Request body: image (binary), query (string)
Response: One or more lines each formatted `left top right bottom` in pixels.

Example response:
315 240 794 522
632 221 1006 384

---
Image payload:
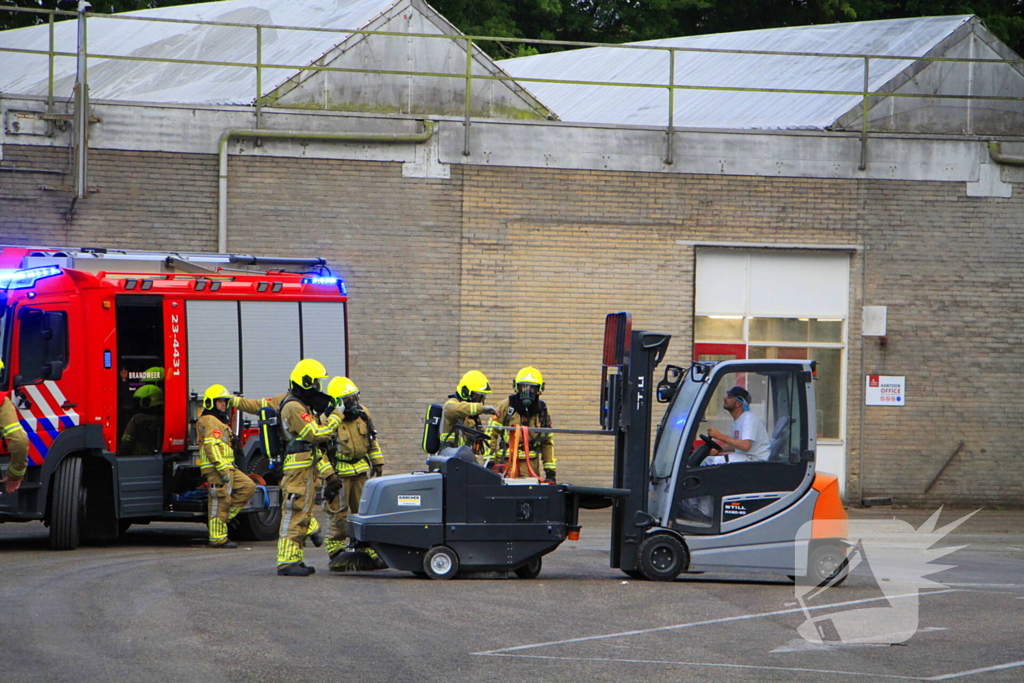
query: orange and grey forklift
348 313 848 582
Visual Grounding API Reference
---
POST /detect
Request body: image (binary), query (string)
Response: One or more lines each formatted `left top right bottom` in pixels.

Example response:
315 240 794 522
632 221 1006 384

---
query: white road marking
771 638 890 653
473 589 960 655
923 660 1024 680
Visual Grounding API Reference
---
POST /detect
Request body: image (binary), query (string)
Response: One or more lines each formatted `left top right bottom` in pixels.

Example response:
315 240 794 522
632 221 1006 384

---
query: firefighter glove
544 469 556 484
372 464 383 478
324 474 343 500
481 405 498 416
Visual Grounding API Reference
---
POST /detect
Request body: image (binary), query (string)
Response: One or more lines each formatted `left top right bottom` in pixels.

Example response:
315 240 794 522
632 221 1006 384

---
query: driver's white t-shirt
733 411 771 461
704 411 771 465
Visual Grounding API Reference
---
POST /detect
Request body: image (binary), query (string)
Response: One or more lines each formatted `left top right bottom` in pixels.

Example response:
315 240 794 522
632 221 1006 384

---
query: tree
3 1 1024 57
0 2 197 32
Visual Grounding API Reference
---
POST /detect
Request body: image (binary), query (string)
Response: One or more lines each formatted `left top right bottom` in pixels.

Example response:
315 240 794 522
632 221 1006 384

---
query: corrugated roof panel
500 15 974 129
0 0 402 104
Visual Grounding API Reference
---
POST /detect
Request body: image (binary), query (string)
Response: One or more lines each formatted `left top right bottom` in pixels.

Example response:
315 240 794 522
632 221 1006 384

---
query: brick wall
3 143 1022 503
857 180 1024 505
1 146 218 251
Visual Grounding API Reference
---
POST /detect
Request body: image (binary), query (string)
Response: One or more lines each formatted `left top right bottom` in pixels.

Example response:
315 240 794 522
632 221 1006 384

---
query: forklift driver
705 386 770 464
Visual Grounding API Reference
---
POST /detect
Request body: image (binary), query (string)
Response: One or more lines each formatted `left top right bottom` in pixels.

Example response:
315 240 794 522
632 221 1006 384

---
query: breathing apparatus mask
516 383 540 408
342 393 362 420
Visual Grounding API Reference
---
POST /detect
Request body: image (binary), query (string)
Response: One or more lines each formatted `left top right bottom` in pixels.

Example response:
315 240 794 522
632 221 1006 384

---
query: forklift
347 313 848 582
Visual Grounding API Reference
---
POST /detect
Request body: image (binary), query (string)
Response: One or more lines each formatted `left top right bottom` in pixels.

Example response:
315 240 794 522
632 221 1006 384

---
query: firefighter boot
212 540 239 549
367 547 388 570
277 563 315 577
304 517 324 548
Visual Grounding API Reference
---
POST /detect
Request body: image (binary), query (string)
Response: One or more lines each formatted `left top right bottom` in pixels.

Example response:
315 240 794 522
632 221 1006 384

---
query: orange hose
506 425 519 479
520 425 540 479
504 424 540 480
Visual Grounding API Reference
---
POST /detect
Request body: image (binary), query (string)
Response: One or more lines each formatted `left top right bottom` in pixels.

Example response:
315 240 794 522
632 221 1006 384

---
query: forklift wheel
514 556 542 579
424 546 460 580
638 534 688 582
807 544 849 587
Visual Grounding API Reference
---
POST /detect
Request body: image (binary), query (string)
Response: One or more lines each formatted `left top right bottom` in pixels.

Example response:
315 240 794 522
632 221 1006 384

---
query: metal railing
3 5 1023 169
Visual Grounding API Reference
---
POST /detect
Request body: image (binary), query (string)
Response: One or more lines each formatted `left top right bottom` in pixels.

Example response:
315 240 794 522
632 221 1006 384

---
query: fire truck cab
0 246 349 549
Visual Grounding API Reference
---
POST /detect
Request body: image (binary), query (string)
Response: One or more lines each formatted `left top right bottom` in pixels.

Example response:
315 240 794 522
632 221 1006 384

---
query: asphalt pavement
1 507 1022 682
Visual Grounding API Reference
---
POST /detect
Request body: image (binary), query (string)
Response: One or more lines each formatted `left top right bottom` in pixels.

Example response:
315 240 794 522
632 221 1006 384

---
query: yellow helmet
290 359 328 391
457 370 491 401
514 366 544 392
143 366 164 384
202 384 232 410
326 376 359 400
134 384 163 409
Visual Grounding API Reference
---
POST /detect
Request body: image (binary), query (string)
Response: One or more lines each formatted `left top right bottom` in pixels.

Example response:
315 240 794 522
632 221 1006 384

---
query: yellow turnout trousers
324 472 367 556
205 468 256 546
276 465 324 567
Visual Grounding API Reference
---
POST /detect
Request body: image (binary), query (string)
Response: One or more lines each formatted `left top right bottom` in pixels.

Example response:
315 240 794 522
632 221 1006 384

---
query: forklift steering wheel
689 435 722 468
700 434 722 452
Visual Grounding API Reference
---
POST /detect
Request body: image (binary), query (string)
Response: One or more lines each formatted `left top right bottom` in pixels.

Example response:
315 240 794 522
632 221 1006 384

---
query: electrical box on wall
862 306 887 336
4 110 49 136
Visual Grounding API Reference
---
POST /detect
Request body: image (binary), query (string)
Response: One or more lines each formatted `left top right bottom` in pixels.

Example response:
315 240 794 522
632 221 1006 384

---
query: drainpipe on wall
988 142 1024 167
217 120 437 252
71 1 90 211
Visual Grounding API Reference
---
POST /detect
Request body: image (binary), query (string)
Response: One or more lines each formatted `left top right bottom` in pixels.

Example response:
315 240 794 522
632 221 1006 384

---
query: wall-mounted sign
866 375 905 406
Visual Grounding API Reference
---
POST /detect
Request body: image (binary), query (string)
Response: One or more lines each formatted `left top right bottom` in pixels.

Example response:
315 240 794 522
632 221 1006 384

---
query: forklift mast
603 313 671 570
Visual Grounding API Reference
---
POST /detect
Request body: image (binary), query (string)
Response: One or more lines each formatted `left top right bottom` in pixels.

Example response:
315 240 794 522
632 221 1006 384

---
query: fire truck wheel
231 452 282 542
638 533 688 582
50 456 85 551
514 556 542 579
807 544 849 587
424 546 459 580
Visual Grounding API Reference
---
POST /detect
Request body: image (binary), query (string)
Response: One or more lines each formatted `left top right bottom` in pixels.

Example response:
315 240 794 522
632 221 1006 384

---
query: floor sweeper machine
347 313 848 582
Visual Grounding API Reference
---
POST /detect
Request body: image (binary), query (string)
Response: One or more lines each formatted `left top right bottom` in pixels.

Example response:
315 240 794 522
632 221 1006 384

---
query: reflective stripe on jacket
489 397 556 471
0 396 29 478
195 413 235 475
441 398 487 450
332 407 383 477
279 397 340 476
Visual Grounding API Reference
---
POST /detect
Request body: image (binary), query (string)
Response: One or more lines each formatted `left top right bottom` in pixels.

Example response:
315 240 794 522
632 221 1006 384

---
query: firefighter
441 370 497 459
490 367 556 481
0 360 29 494
117 384 164 456
196 384 256 548
323 376 386 572
264 359 343 577
231 384 328 560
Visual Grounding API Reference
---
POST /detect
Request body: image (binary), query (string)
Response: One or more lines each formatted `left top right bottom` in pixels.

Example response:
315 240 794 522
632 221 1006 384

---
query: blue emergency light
0 266 62 290
301 275 346 295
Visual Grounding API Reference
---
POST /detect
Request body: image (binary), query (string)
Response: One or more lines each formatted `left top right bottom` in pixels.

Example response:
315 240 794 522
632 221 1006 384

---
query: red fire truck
0 246 349 549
